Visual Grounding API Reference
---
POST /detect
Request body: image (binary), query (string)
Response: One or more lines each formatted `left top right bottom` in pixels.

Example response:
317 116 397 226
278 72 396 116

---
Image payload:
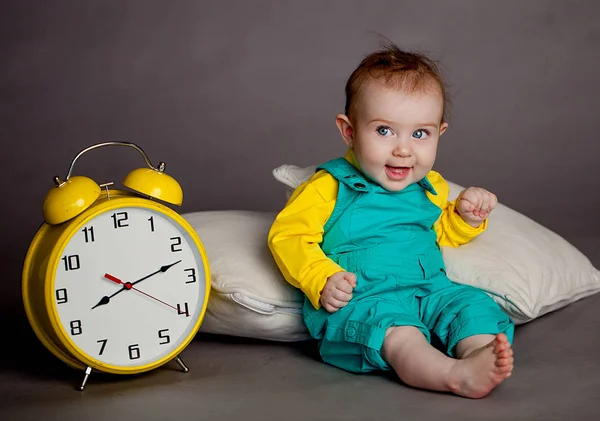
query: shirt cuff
448 201 488 238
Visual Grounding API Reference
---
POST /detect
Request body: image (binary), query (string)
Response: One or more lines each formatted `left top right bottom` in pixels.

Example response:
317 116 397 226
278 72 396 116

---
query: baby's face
345 79 447 192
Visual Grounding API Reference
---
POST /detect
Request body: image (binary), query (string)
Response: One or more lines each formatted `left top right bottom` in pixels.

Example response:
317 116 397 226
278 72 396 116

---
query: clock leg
174 355 189 373
78 366 93 391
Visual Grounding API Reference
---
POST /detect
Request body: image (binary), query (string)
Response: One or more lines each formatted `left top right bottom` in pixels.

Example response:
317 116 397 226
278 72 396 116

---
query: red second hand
129 286 181 313
103 273 185 315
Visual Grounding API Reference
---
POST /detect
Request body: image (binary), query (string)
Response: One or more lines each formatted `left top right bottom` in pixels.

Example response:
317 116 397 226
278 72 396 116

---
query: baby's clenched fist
456 187 498 227
319 271 357 313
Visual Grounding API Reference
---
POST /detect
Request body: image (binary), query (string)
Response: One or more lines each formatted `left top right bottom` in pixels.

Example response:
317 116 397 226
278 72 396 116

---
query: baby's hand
319 271 357 313
456 187 498 227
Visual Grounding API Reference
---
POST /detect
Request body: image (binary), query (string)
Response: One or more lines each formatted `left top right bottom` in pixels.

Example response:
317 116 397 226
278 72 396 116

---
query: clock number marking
158 329 171 345
82 226 95 242
170 237 182 252
148 216 155 232
55 288 68 304
97 339 108 355
70 320 83 336
62 254 81 271
184 268 197 283
111 211 129 229
177 302 190 317
128 344 141 360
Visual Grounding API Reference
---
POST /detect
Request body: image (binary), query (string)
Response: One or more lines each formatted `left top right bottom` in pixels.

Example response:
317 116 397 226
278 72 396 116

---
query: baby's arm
427 171 488 247
268 174 345 310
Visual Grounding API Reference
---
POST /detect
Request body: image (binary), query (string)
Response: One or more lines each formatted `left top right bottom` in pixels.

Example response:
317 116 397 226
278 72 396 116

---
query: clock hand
92 273 185 314
127 286 181 313
91 274 132 309
130 260 182 287
91 261 182 309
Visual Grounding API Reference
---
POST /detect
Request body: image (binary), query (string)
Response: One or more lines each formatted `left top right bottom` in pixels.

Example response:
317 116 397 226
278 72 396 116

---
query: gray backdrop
1 0 599 314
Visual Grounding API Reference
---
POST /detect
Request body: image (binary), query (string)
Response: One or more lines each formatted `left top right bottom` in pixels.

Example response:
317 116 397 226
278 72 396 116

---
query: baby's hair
344 41 450 123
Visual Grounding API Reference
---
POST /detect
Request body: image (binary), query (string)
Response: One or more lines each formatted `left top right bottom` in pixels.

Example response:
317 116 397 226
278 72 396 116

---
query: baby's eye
412 129 430 139
376 126 393 137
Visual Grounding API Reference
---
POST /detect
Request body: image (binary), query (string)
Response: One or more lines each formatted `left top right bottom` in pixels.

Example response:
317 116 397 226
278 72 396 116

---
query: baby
268 43 514 398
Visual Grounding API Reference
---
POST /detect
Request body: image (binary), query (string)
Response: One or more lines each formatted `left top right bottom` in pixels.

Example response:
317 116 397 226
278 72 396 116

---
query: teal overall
303 158 514 373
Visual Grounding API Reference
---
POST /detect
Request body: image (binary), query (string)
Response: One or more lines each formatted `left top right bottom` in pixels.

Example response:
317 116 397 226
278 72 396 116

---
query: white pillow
273 164 600 324
183 210 310 341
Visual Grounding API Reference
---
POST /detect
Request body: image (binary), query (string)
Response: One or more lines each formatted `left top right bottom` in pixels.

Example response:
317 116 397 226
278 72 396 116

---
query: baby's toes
493 337 509 349
496 360 513 374
495 357 512 367
497 348 512 359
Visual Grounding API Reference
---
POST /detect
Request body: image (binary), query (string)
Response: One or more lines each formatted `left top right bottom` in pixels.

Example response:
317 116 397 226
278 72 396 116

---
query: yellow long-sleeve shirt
268 150 487 309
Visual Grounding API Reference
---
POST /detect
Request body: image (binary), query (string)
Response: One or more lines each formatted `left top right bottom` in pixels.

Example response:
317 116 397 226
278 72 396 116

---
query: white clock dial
52 206 206 367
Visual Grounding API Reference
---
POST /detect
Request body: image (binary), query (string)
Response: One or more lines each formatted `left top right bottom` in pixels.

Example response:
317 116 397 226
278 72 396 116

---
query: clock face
51 205 207 368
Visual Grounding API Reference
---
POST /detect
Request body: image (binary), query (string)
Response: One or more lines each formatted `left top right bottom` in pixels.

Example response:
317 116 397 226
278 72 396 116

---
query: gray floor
2 237 599 421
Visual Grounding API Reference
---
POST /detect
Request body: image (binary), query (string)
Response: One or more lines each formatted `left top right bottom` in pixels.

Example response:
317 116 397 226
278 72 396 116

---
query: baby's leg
456 334 497 358
383 327 512 399
382 326 457 392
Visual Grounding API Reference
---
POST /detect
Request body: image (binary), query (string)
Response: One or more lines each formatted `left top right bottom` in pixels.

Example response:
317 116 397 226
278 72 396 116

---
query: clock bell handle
57 141 164 186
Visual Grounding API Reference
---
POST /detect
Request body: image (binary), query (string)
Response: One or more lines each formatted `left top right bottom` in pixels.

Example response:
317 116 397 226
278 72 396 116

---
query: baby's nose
392 144 412 157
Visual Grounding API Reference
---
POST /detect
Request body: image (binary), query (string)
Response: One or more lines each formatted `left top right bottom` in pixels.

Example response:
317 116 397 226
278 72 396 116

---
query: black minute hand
129 260 182 287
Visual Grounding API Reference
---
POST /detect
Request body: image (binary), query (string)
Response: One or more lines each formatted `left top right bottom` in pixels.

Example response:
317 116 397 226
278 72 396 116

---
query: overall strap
317 157 374 192
316 157 370 233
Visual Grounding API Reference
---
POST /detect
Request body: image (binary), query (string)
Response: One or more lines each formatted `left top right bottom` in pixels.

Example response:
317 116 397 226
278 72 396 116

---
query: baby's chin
380 180 414 192
375 175 415 192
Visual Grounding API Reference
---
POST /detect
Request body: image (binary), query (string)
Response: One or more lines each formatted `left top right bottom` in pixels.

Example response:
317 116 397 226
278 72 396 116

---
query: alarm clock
22 141 211 390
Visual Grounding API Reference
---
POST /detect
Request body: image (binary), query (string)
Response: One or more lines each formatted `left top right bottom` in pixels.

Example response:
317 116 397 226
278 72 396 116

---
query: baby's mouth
385 165 411 180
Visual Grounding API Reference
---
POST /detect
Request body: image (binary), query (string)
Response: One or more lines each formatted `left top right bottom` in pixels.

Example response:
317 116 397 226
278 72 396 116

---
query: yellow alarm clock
22 142 211 390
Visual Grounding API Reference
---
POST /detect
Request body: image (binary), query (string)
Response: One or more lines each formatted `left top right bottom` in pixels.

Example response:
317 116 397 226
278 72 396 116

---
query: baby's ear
336 114 354 147
439 122 449 136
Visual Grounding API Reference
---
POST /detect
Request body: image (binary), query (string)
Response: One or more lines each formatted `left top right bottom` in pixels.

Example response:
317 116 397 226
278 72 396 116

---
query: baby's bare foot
447 334 514 399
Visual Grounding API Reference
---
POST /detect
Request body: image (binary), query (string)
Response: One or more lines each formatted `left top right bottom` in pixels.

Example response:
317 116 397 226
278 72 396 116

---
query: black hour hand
92 295 110 309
